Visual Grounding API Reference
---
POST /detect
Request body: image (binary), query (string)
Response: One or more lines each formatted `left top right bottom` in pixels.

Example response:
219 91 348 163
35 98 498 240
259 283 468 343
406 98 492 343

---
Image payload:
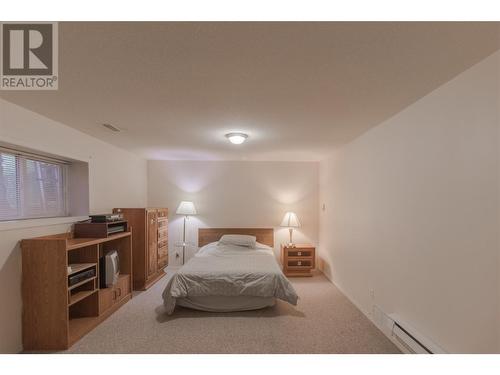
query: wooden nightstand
281 244 315 277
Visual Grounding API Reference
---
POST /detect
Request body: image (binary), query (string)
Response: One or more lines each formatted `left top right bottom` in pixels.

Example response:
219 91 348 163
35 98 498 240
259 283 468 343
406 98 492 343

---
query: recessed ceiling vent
102 123 121 132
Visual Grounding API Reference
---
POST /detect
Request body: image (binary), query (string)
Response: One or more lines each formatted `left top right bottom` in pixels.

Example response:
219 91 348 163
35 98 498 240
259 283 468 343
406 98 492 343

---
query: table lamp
280 211 301 247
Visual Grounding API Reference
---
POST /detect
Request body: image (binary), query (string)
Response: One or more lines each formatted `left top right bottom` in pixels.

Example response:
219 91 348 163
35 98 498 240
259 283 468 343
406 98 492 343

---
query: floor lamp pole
182 215 187 265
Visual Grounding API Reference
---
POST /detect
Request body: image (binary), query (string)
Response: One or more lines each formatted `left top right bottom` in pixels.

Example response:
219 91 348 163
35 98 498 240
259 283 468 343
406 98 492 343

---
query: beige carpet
64 271 400 354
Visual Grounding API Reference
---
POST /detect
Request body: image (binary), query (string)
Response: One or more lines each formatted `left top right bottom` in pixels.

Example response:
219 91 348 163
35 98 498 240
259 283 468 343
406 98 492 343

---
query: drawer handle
298 261 302 266
298 251 302 256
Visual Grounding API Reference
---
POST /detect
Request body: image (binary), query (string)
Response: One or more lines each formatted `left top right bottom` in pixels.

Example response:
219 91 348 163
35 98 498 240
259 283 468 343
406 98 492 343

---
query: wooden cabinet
113 208 168 290
21 232 132 350
98 274 131 314
157 211 168 268
147 210 158 277
281 244 316 277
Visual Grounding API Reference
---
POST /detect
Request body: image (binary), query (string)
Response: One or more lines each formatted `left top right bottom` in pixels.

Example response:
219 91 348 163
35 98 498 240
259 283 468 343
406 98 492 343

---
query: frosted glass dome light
225 132 248 144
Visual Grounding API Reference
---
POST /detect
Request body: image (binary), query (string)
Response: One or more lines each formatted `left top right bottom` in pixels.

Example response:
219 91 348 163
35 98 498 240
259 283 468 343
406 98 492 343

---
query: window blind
0 150 67 221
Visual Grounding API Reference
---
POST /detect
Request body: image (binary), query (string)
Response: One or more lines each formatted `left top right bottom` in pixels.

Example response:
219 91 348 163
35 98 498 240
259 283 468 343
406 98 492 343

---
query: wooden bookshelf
69 289 98 306
21 231 133 351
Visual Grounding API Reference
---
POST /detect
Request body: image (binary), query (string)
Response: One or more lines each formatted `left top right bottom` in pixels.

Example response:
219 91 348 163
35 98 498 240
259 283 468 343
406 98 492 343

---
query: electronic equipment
99 250 120 288
68 267 96 287
89 213 123 223
107 222 127 234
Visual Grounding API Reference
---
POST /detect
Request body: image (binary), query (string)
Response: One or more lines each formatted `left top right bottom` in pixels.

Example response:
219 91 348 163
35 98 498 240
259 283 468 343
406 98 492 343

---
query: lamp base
287 228 295 248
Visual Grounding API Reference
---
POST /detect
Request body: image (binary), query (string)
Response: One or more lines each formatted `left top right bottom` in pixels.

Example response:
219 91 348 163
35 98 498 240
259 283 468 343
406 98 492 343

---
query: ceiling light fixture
225 132 248 145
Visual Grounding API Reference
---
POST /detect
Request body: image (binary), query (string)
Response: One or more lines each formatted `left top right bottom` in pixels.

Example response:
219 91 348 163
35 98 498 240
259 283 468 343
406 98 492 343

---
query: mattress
162 241 298 314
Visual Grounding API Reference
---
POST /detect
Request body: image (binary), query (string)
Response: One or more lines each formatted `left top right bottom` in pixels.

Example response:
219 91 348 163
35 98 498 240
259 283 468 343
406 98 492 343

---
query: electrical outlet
369 289 375 299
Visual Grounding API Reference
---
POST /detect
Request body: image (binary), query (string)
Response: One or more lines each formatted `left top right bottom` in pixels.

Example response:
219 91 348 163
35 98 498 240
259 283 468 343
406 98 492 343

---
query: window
0 149 68 221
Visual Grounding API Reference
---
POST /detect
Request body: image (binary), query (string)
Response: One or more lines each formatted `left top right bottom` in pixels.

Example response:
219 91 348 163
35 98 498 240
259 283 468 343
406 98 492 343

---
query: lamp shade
176 201 197 215
280 212 301 228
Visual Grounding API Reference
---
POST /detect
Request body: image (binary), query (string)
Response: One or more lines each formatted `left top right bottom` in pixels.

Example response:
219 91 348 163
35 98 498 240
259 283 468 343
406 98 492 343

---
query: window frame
0 146 70 222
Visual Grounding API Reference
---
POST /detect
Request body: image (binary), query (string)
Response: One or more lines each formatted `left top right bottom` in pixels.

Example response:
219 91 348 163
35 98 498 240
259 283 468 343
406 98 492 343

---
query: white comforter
162 242 299 314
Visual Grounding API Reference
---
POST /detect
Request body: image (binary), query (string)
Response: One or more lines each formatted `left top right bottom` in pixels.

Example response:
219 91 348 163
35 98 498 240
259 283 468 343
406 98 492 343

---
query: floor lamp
176 201 197 265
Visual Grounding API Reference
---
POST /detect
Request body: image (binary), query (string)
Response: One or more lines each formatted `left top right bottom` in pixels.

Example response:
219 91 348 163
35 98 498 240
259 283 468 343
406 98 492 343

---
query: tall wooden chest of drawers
113 208 168 290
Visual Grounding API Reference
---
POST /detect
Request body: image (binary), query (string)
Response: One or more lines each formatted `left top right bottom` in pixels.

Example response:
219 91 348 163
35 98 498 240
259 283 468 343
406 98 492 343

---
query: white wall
496 52 500 353
148 160 319 265
0 99 147 353
497 55 500 354
319 52 500 353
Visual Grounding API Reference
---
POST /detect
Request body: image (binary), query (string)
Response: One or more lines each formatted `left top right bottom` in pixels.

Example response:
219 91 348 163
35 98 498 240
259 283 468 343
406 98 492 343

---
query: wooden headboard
198 228 274 248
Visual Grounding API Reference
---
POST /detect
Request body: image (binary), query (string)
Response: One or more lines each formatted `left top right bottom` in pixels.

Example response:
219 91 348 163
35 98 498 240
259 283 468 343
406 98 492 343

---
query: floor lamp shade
176 201 197 215
176 201 197 265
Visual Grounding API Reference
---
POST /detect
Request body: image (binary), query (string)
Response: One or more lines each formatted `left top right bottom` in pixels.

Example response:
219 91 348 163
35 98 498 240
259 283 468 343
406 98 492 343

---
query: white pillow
255 241 272 250
218 234 257 248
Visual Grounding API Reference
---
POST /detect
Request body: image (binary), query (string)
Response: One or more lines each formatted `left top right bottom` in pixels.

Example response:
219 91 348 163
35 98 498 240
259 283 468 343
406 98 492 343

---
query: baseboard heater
392 321 432 354
372 307 445 354
388 314 445 354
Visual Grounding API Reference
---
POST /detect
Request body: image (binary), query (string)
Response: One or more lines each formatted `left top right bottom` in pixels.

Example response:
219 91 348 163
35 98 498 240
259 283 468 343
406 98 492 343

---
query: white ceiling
1 22 499 161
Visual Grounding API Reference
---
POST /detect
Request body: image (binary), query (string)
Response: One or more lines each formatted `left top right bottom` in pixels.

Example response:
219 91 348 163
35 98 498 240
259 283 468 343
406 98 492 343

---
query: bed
162 228 298 314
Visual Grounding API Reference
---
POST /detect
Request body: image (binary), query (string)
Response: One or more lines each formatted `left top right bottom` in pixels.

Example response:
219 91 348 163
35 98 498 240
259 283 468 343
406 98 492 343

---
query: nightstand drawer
287 249 313 257
287 259 313 268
